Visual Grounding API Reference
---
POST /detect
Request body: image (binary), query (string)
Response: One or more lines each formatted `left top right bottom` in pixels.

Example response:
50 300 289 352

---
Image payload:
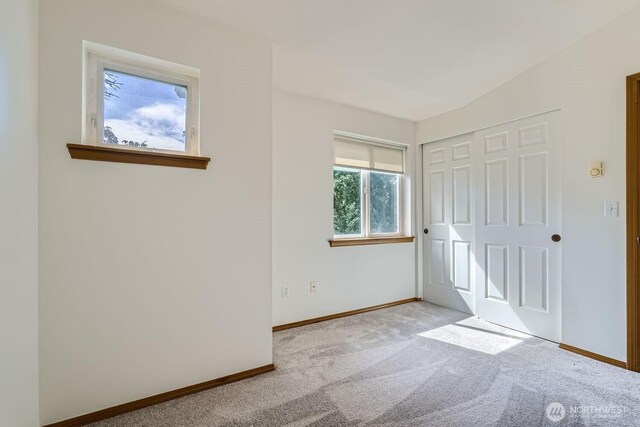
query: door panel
519 122 548 147
430 170 445 224
485 159 509 226
519 153 547 226
519 246 548 312
429 147 445 165
453 166 471 225
486 244 508 301
453 240 471 291
452 142 471 160
430 239 446 286
485 131 509 154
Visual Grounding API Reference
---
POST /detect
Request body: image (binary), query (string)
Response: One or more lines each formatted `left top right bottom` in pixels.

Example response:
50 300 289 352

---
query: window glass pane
103 69 187 152
370 171 399 234
333 168 362 235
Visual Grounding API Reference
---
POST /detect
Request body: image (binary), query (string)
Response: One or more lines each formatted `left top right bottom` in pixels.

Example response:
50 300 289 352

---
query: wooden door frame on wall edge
626 72 640 372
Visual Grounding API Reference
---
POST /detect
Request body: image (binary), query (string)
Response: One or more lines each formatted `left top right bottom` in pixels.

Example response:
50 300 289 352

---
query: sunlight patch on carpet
417 323 524 355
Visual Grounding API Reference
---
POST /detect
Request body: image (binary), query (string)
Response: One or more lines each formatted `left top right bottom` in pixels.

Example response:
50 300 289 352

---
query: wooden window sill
328 236 415 247
67 144 211 170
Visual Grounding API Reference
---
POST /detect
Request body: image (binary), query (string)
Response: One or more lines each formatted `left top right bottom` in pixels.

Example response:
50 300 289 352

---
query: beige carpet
91 302 640 426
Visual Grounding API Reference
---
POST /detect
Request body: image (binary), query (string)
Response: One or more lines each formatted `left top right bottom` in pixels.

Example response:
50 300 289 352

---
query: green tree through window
333 169 361 235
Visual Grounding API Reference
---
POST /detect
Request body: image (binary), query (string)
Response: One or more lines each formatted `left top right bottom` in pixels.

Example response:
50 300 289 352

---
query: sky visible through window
103 69 187 152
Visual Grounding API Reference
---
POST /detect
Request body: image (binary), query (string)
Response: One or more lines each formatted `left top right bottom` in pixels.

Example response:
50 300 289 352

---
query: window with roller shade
332 133 406 238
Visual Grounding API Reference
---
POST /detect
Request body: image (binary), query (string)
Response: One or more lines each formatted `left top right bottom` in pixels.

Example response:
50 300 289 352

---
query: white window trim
333 166 404 239
83 42 200 156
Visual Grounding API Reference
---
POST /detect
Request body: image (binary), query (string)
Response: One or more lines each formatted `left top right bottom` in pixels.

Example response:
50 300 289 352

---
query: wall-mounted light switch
604 201 619 217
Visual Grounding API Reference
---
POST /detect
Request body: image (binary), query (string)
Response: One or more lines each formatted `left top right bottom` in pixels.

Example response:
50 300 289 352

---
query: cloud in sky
131 103 186 141
106 102 186 152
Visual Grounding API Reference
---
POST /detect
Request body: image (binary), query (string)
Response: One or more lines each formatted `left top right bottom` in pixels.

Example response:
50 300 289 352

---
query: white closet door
423 133 475 315
474 112 561 342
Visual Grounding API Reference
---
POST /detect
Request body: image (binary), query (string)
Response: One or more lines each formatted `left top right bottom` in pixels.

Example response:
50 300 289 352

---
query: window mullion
397 175 402 235
363 170 371 237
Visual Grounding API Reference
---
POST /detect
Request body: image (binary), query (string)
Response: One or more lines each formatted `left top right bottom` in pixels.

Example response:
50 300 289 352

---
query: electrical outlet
281 286 290 298
310 280 318 293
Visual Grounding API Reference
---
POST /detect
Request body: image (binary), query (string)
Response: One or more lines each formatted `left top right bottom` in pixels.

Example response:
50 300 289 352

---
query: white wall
0 1 39 425
38 1 272 424
272 90 416 326
417 7 640 362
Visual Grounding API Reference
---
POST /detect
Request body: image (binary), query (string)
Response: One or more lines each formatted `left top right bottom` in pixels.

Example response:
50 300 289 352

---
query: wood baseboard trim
43 364 275 427
559 344 627 369
273 297 422 332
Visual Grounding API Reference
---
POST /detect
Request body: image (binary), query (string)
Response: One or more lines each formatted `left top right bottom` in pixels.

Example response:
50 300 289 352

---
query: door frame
626 72 640 372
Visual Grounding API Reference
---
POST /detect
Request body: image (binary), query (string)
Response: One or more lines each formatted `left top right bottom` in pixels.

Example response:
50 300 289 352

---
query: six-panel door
474 112 561 342
423 133 475 315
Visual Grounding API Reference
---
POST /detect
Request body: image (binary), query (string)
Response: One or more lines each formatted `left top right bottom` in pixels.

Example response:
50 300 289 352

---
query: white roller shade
333 135 405 174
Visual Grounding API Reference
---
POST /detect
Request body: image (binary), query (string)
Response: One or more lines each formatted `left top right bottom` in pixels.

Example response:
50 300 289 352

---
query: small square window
83 43 200 156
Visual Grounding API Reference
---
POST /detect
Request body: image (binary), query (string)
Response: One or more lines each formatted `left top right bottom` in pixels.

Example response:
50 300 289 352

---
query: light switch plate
604 201 619 217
